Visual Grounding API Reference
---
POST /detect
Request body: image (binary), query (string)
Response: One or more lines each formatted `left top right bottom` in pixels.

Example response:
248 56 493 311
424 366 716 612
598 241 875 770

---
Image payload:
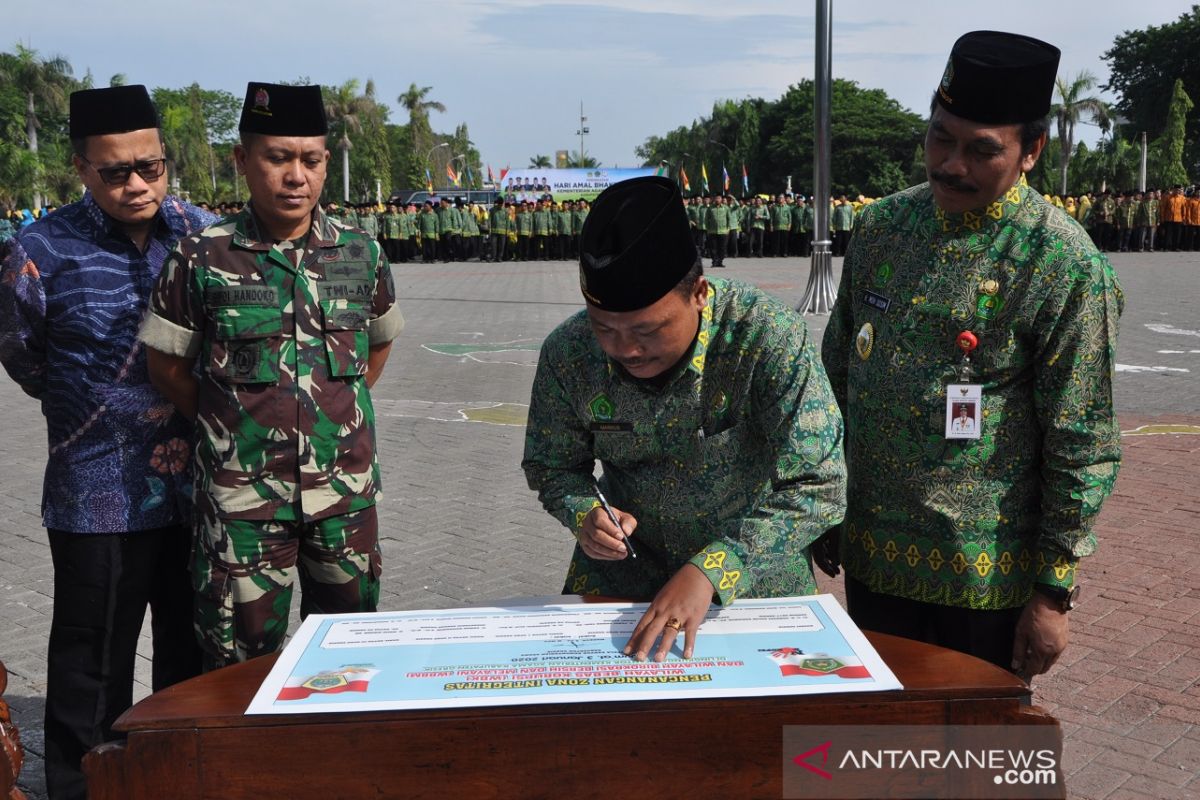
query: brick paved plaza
2 251 1197 798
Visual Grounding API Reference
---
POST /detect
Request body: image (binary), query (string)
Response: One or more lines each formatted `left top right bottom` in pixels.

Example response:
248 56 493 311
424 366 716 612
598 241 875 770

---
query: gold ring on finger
664 617 683 631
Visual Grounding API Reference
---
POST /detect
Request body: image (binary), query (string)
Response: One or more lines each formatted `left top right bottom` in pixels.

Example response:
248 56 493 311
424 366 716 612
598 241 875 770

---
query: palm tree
529 154 552 168
398 84 445 187
566 151 598 168
324 79 373 202
1 44 73 209
1051 71 1109 196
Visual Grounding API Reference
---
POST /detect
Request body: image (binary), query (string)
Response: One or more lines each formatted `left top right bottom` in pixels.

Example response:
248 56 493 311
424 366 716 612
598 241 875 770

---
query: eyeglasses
81 156 167 186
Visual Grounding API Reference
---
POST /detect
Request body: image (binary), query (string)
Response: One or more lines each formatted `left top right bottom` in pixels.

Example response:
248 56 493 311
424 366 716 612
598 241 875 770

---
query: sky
5 1 1191 176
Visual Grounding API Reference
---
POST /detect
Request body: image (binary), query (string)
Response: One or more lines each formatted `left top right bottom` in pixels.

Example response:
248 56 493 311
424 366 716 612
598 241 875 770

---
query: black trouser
491 233 508 263
774 229 789 257
517 235 530 260
726 230 738 258
422 237 437 262
845 575 1023 673
833 230 851 257
749 228 765 256
46 526 202 800
792 231 810 257
1117 226 1132 252
707 232 725 266
533 235 548 260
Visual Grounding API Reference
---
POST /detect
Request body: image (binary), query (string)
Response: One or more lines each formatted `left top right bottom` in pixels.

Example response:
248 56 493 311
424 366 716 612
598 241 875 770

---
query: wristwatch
1032 583 1081 612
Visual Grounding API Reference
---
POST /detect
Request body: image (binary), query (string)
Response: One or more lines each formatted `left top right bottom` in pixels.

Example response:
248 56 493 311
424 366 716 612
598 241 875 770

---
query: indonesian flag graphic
768 648 871 679
276 664 381 701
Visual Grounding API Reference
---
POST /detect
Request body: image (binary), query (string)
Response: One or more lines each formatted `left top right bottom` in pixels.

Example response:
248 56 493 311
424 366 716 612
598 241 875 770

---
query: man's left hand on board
624 563 713 662
1011 591 1069 680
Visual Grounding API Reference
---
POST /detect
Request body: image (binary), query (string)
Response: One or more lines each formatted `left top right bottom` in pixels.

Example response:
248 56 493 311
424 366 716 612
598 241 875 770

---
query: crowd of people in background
5 183 1199 266
1047 185 1200 253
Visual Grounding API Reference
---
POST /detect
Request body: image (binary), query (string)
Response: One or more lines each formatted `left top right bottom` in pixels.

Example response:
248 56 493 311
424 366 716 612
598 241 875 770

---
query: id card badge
945 383 982 440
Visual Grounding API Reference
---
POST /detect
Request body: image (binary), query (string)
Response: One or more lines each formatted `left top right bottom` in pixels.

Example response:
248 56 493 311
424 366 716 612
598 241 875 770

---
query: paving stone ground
1 249 1197 799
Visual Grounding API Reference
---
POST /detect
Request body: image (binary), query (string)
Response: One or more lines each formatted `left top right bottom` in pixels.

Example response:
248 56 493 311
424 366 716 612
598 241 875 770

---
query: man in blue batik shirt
0 85 215 800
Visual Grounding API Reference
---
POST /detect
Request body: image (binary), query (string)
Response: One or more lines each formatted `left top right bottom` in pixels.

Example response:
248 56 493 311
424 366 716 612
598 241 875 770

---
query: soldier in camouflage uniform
140 83 404 668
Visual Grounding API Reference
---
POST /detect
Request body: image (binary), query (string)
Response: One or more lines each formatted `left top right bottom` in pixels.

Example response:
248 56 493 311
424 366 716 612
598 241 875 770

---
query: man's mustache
930 172 977 192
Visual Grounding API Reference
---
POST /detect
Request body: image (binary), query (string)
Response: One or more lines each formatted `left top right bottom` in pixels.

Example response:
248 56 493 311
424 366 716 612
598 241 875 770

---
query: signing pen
593 480 637 559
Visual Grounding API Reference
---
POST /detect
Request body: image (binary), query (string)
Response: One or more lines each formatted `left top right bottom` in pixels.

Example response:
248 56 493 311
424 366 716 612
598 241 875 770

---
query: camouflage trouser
193 506 382 668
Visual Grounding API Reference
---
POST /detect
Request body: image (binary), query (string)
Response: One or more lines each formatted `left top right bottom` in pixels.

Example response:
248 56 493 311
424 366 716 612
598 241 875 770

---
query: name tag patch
861 290 891 313
206 285 280 306
589 422 633 433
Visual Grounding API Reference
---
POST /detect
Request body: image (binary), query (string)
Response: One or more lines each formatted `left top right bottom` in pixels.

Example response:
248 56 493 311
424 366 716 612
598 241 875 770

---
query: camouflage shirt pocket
320 298 369 378
207 305 282 385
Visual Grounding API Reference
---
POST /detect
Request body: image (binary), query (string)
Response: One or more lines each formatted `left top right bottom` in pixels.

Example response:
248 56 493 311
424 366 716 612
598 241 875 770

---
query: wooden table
84 631 1061 799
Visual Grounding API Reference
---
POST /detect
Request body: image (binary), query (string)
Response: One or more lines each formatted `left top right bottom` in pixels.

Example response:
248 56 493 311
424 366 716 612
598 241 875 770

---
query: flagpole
799 0 837 315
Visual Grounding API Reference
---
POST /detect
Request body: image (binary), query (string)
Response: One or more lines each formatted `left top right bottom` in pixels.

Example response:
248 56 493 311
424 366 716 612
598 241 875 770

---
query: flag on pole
722 163 730 192
487 164 495 183
680 167 690 193
465 164 474 188
446 163 460 187
500 165 510 181
701 163 709 193
742 164 749 195
425 168 433 193
655 162 667 177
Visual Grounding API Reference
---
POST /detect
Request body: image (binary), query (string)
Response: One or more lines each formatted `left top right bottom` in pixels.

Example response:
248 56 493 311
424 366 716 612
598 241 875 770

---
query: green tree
398 84 446 189
637 81 923 198
566 151 599 168
1052 71 1108 196
528 154 552 168
1150 78 1194 187
1103 6 1200 177
0 44 73 209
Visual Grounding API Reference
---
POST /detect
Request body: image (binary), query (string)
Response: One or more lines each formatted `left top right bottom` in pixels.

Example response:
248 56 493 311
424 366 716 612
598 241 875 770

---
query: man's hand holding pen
578 505 638 560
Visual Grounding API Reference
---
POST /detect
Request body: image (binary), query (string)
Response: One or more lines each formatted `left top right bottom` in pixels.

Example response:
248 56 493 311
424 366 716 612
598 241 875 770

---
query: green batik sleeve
522 343 600 536
691 320 847 605
1031 250 1124 588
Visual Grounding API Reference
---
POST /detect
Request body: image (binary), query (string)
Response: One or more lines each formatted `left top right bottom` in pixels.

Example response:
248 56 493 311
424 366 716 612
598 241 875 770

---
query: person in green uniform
557 200 575 260
460 200 480 261
532 199 552 261
821 31 1123 677
516 201 534 261
418 201 439 262
523 176 846 662
749 196 768 257
705 194 729 267
724 195 741 258
830 195 855 256
572 198 588 259
382 202 403 263
435 198 457 262
770 194 791 257
791 195 812 257
489 198 510 262
140 82 404 668
400 203 417 263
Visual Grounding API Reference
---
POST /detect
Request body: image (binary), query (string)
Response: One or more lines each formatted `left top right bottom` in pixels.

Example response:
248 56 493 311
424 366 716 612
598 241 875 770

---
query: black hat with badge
238 82 328 136
578 176 698 312
69 85 159 139
935 30 1060 124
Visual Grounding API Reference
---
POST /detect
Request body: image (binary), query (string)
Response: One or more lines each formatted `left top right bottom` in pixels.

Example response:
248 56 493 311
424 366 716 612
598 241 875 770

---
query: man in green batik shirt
418 201 439 262
821 31 1122 678
523 176 846 663
140 83 404 668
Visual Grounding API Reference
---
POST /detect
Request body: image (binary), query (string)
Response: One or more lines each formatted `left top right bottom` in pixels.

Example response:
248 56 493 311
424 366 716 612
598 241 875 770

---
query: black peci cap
935 31 1060 124
578 176 697 312
69 85 159 139
238 82 328 136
